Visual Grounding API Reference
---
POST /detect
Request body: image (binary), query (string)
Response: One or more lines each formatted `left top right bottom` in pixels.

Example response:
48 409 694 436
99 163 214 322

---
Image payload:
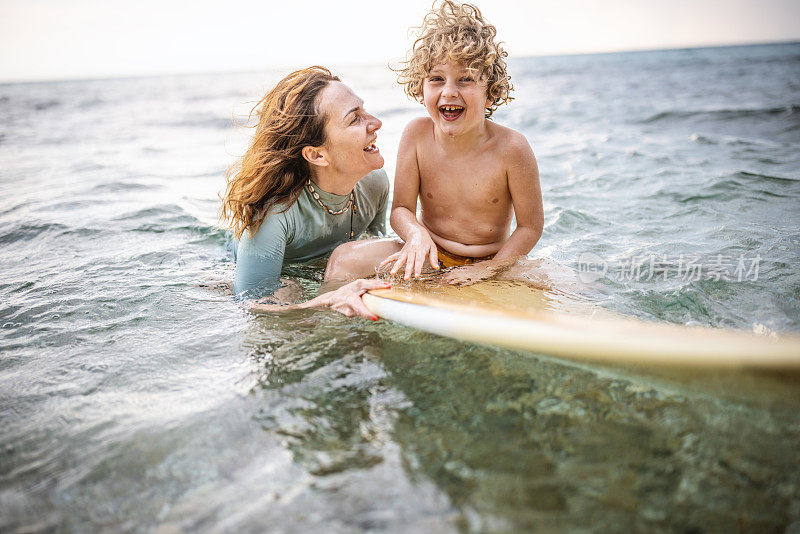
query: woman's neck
309 167 362 196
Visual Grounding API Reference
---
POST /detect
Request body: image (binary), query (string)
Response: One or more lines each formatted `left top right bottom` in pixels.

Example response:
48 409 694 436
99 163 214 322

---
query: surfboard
363 279 800 370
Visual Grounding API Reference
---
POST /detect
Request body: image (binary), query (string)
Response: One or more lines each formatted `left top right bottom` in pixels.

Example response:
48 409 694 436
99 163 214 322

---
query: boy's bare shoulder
488 122 534 159
403 116 434 137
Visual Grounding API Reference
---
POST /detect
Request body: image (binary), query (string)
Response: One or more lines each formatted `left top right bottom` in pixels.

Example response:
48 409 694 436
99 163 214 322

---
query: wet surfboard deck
363 280 800 370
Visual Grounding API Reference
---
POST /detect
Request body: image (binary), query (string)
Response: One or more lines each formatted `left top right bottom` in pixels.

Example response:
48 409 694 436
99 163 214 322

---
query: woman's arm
234 212 290 296
236 210 391 320
248 278 391 320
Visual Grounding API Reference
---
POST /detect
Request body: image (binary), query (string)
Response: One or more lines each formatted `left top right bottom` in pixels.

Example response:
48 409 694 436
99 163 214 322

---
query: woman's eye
350 115 361 125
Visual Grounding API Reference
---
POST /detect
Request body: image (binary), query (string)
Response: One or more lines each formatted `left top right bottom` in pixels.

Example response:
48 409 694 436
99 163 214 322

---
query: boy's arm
384 119 440 278
493 133 544 261
442 135 542 287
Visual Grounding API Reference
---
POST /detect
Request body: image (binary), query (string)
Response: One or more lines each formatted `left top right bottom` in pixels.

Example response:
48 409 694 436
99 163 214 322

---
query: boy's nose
443 80 458 98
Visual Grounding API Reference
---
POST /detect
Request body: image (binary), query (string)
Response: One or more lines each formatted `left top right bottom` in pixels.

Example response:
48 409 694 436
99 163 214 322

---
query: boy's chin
434 113 484 134
436 121 466 136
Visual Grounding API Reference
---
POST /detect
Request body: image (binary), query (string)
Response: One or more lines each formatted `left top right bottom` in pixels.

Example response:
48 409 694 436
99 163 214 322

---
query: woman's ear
302 145 329 167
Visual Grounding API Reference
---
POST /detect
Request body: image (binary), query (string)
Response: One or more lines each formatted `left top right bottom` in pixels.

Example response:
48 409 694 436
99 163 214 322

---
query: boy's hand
442 262 501 286
379 228 439 279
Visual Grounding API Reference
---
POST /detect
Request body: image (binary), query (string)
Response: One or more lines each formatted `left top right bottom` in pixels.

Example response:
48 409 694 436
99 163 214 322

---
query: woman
220 66 392 319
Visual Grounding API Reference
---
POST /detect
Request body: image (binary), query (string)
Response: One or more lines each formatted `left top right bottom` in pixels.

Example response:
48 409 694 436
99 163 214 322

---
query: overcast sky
1 0 799 82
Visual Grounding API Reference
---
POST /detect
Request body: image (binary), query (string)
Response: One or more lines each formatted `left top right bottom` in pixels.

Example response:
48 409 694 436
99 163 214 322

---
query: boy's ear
302 145 329 168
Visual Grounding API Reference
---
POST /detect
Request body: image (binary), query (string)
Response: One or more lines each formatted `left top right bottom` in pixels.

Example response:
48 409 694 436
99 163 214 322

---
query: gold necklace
306 178 359 238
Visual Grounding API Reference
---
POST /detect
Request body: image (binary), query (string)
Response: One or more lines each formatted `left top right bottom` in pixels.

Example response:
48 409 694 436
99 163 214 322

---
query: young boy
382 0 543 282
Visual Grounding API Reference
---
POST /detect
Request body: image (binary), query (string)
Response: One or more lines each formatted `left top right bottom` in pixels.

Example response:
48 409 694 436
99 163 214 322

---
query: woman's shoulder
240 202 300 245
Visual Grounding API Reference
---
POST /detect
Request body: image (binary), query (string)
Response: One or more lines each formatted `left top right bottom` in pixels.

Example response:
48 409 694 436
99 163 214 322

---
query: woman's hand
379 227 439 279
249 278 391 320
307 278 391 320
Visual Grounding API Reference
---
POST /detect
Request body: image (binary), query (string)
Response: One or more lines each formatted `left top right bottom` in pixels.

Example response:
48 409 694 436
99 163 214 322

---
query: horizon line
1 38 797 86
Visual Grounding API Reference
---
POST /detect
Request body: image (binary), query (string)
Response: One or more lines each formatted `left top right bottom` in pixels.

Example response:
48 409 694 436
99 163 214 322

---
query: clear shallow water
1 43 799 532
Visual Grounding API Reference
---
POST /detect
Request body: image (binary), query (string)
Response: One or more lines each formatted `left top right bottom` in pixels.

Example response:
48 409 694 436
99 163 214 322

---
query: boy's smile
423 60 491 137
439 105 464 121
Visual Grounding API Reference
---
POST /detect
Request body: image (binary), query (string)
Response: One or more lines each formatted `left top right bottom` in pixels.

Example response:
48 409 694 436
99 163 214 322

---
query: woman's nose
367 114 382 132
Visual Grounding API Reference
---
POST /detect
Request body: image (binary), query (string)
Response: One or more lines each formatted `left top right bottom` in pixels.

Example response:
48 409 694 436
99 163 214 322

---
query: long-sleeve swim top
233 169 389 295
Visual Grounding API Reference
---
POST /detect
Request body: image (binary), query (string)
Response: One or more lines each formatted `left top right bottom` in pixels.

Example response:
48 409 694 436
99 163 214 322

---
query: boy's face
422 60 491 138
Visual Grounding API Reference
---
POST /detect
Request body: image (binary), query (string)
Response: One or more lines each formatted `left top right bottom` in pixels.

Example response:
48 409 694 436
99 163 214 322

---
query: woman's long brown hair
220 66 340 239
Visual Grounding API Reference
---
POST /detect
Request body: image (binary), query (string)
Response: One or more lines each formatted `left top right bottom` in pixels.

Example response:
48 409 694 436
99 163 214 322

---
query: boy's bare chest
417 146 507 200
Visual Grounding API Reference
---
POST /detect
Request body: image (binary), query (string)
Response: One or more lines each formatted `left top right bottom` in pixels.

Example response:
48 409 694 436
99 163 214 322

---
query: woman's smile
363 137 379 153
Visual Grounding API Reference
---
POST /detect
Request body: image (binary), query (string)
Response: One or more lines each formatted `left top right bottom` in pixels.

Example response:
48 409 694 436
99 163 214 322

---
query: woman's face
316 81 383 177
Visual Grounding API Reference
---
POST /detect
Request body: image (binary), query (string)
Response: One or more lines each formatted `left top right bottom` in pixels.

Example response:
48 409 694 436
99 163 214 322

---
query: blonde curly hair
396 0 513 118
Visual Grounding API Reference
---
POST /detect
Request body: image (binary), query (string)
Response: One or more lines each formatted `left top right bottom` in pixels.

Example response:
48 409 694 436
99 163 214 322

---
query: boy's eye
461 77 475 83
428 76 443 82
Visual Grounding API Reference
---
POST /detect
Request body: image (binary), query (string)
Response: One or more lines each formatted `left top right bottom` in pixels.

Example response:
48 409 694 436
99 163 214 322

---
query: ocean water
1 43 799 532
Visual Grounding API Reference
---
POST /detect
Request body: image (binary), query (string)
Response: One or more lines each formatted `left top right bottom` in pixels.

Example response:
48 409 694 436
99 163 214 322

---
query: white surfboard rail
363 289 800 369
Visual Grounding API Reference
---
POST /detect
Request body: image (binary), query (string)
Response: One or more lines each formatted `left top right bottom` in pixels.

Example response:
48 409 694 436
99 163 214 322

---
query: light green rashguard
233 169 389 296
